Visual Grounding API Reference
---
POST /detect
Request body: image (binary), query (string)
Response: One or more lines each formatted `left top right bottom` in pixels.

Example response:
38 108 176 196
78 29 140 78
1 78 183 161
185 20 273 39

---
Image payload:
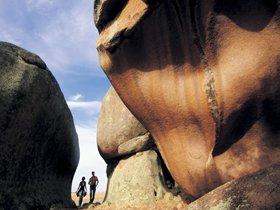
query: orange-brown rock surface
94 0 280 199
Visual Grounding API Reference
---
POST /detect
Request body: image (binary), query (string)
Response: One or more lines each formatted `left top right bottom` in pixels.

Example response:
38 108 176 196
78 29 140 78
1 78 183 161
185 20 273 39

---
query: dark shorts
77 189 86 197
90 185 96 191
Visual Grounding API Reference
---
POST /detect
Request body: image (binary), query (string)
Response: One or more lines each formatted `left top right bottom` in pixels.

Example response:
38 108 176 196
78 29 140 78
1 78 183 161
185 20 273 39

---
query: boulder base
188 164 280 209
104 150 169 205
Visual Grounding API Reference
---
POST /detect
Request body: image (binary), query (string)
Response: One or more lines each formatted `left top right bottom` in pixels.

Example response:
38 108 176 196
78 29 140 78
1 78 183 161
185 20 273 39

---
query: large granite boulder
103 150 169 205
97 87 154 160
0 42 79 209
188 163 280 209
97 87 178 206
95 0 280 198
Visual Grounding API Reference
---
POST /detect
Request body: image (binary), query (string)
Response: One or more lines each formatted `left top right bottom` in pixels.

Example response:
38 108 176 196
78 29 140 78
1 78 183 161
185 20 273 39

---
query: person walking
88 171 99 203
76 177 87 207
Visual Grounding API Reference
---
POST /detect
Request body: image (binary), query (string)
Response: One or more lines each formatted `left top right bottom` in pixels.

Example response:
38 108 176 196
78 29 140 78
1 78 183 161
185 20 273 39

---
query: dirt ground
71 192 105 209
90 200 188 210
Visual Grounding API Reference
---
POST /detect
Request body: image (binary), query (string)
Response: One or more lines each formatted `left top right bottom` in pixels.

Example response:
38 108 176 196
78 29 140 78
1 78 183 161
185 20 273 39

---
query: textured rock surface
95 0 280 198
188 164 280 209
0 42 79 209
97 87 178 206
94 0 128 33
117 132 154 156
103 150 169 205
97 87 154 160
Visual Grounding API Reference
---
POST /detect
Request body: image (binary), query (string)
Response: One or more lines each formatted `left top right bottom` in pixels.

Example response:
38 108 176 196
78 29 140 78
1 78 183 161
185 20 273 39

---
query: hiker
76 177 87 207
88 171 99 203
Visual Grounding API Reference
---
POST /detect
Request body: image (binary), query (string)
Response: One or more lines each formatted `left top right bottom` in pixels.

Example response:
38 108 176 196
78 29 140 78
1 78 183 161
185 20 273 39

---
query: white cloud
68 93 84 102
0 0 103 76
67 100 101 116
35 1 100 74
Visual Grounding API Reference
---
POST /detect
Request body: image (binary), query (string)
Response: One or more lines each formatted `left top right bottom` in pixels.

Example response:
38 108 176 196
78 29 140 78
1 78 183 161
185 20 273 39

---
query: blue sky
0 0 110 192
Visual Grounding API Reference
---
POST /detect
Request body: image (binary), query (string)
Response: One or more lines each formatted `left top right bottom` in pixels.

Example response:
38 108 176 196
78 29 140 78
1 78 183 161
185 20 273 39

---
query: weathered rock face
95 0 280 198
104 150 169 205
97 87 154 160
97 87 178 205
188 163 280 209
0 42 79 209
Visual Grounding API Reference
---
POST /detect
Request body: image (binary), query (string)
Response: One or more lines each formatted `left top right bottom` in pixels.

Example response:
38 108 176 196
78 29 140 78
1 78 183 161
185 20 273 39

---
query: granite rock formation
97 86 155 161
95 0 280 198
104 150 168 205
97 87 178 205
188 163 280 209
0 42 79 209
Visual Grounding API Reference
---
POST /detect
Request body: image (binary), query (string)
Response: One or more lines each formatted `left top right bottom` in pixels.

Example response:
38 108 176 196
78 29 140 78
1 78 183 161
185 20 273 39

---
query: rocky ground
71 192 188 210
90 200 188 210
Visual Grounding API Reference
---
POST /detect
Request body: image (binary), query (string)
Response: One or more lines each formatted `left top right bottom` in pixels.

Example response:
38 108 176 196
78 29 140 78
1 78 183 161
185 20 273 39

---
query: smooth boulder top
0 41 47 69
97 86 153 161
